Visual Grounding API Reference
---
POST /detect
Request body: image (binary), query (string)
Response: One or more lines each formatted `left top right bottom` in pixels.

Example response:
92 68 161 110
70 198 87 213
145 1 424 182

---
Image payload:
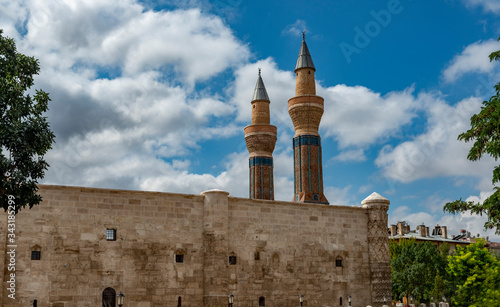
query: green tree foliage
444 35 500 234
430 273 445 302
390 239 448 303
0 29 55 212
447 239 500 307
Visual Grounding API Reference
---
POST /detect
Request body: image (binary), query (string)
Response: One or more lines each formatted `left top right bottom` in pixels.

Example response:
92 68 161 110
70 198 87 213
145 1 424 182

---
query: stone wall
2 185 205 306
1 185 390 306
223 196 373 306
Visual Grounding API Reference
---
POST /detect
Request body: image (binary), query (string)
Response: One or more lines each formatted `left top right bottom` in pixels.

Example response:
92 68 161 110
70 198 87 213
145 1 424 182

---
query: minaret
288 32 329 204
244 69 277 200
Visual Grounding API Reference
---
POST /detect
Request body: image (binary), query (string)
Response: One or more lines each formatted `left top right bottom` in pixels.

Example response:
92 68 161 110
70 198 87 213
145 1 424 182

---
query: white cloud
231 63 423 149
136 151 248 196
357 184 372 194
320 84 421 148
376 94 496 183
331 149 367 162
389 205 435 227
231 58 295 128
11 1 249 88
127 149 294 201
8 0 496 217
442 39 500 83
282 19 308 37
0 0 252 194
463 0 500 14
3 1 309 201
324 185 357 207
0 1 29 40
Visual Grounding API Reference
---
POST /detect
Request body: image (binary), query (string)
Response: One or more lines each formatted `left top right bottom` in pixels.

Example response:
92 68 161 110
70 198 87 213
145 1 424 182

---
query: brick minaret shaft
244 70 277 200
288 33 329 204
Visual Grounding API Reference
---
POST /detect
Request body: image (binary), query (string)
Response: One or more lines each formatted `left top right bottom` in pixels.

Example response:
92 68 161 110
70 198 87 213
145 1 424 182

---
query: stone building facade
0 37 391 306
1 186 390 307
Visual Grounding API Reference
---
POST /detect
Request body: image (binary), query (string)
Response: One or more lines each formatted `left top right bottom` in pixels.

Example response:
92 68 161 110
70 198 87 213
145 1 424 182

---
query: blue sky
2 0 500 239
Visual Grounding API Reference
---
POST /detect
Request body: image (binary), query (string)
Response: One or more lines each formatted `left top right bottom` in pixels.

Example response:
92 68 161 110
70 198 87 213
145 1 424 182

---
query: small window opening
229 255 237 265
259 296 265 306
177 296 182 307
254 251 260 260
336 257 343 267
33 299 37 307
31 251 41 260
175 254 184 263
313 193 319 201
308 70 311 74
340 297 342 305
106 229 116 241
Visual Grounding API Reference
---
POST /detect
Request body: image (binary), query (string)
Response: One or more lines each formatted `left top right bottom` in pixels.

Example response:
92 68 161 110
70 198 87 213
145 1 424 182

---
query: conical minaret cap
252 69 270 101
295 33 315 71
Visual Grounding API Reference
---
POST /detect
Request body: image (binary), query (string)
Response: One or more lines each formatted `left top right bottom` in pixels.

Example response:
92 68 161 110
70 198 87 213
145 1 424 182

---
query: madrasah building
0 36 392 307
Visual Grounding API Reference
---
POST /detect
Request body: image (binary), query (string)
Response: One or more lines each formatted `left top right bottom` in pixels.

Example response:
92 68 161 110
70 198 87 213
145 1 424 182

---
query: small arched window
336 256 343 267
254 251 260 260
259 296 265 306
31 245 41 260
177 296 182 306
33 299 37 307
102 287 116 307
175 249 185 263
340 297 342 305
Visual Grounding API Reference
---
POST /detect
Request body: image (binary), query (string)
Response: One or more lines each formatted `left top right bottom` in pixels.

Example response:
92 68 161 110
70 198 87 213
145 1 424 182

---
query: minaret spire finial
295 30 315 71
258 67 261 76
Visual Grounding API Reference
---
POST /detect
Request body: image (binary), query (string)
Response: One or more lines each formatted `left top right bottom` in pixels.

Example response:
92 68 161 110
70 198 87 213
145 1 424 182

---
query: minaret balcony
244 124 277 156
288 95 324 136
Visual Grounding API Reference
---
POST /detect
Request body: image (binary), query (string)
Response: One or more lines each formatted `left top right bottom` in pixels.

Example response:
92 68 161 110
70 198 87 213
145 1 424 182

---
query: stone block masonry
0 185 390 306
